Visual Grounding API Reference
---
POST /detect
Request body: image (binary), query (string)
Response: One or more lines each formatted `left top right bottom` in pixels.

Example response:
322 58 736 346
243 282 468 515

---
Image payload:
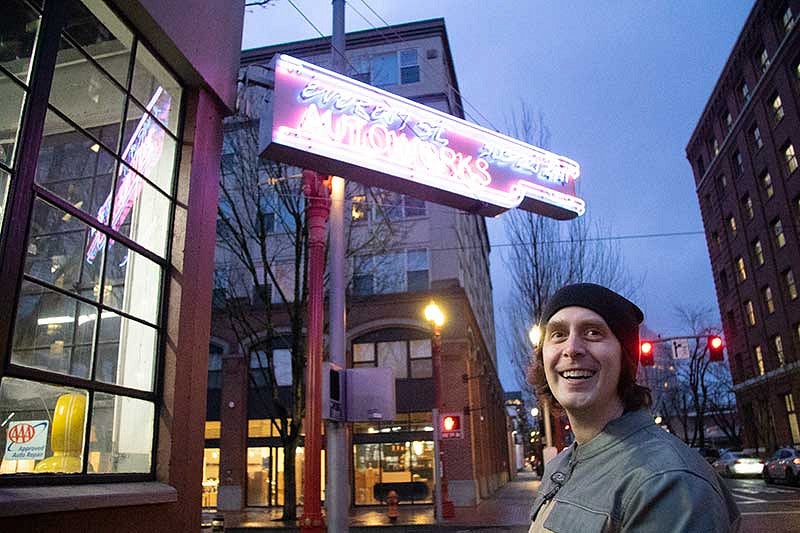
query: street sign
672 339 690 359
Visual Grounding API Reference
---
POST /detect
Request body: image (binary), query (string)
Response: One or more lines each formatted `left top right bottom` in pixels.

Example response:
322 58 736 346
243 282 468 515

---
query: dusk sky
242 1 755 389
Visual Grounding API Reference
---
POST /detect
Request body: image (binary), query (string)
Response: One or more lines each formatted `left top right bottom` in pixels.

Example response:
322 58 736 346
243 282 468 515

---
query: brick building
687 0 800 451
203 19 510 511
0 0 242 530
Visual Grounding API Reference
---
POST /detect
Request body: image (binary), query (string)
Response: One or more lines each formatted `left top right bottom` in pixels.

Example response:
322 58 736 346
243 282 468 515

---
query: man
528 283 740 532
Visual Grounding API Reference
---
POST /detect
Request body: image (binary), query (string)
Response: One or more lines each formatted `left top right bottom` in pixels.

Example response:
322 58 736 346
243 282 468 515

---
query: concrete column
217 352 249 510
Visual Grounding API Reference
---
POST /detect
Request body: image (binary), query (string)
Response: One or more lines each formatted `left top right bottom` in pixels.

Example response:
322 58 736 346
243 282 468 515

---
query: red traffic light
443 415 459 432
640 341 654 366
708 335 724 361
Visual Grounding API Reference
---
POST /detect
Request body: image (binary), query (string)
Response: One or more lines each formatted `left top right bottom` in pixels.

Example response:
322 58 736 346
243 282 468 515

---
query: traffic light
640 341 654 366
440 413 463 439
708 335 724 362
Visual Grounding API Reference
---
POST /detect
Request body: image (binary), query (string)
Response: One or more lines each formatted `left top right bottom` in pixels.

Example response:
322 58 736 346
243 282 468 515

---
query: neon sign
260 55 584 219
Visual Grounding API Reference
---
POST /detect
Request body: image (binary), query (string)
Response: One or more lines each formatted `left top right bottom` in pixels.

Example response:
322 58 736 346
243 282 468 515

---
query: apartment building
687 0 800 451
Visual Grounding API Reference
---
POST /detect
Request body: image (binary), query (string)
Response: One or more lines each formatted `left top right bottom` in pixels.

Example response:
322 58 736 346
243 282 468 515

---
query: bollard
386 489 399 523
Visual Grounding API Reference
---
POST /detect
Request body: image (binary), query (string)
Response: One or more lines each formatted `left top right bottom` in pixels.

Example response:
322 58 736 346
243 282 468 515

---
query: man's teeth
560 370 596 379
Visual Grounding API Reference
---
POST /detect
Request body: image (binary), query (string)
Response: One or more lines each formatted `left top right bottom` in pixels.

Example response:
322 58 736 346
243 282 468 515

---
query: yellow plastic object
34 393 87 473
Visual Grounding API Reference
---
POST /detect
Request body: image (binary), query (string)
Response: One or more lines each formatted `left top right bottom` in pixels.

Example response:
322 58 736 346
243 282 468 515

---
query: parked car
764 447 800 485
712 451 764 477
694 447 721 464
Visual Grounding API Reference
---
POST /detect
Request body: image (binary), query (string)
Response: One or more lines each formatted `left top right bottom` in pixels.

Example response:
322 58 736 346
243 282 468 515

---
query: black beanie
540 283 644 370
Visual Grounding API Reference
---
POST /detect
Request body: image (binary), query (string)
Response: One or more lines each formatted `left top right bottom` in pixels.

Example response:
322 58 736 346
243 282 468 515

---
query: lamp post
529 326 554 452
424 301 454 521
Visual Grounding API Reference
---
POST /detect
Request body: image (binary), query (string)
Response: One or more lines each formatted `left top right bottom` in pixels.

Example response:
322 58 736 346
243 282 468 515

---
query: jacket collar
571 409 653 462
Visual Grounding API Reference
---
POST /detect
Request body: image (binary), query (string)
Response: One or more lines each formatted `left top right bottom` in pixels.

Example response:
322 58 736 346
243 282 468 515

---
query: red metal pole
432 326 455 518
300 170 330 533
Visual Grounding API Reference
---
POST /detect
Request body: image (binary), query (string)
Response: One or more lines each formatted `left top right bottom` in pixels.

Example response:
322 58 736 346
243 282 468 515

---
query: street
725 477 800 532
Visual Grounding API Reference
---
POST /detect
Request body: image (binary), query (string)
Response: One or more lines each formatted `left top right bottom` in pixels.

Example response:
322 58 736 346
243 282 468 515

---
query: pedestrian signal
640 341 654 366
440 413 463 439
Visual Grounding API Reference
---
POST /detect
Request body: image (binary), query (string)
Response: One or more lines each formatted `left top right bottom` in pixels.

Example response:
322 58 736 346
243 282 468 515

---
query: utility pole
326 1 349 532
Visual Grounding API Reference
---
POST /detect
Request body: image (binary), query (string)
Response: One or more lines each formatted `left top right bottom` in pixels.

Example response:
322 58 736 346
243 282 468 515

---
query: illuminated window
752 239 765 266
784 269 798 300
351 194 368 222
783 6 795 33
741 195 754 220
0 0 183 479
712 138 720 156
719 174 728 191
755 345 765 375
763 286 775 314
772 218 786 248
774 335 785 366
733 151 744 176
741 81 751 103
728 215 738 237
745 300 756 326
760 48 771 73
772 94 785 123
723 112 733 134
761 171 774 198
736 256 747 283
752 126 763 149
785 394 800 445
784 143 798 173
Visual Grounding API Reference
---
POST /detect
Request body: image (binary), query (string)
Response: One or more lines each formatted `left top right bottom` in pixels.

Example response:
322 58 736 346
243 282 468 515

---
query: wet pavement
202 471 540 532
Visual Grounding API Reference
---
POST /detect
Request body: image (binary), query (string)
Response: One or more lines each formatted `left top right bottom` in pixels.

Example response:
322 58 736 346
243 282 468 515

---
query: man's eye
586 328 603 337
549 331 566 340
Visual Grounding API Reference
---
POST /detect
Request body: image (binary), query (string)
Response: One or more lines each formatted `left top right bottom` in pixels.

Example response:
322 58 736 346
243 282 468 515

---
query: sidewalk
204 471 540 532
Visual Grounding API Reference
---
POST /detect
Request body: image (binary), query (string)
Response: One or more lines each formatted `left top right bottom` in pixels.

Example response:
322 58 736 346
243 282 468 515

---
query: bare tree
215 76 405 518
500 102 638 399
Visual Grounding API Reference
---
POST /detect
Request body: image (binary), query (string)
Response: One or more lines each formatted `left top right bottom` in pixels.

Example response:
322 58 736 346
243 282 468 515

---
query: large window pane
0 378 88 475
131 42 182 134
96 314 157 391
25 198 103 301
89 393 153 473
38 110 117 217
63 0 134 86
0 70 26 168
103 238 162 324
121 95 177 194
0 168 10 229
50 37 126 138
377 341 406 379
12 281 96 379
0 0 41 84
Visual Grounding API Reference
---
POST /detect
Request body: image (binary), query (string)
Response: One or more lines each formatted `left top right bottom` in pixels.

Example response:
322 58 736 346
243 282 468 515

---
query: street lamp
531 407 539 418
424 301 454 521
529 325 553 451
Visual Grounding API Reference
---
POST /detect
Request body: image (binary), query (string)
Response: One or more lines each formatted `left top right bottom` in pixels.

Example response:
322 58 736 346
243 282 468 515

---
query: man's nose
563 333 586 357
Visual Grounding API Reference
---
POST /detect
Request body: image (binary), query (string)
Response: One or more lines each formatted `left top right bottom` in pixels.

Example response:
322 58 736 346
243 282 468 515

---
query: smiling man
528 283 740 532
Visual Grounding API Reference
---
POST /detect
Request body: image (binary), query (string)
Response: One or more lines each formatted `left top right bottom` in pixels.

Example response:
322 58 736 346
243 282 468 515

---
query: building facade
205 19 510 511
0 0 242 530
687 0 800 451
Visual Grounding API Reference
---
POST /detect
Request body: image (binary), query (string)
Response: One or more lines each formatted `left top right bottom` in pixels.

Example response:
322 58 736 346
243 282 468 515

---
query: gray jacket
531 410 741 532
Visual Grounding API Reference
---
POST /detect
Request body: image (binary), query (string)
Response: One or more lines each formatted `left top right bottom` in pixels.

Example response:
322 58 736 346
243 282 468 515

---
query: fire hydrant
386 489 399 522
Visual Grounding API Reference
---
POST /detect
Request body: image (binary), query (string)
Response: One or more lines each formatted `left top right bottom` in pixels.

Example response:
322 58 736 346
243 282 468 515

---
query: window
728 215 738 237
719 269 730 295
741 195 754 220
360 49 420 87
723 112 733 134
772 94 785 123
697 156 706 176
0 0 184 479
720 174 728 190
752 126 763 149
762 171 774 198
752 239 765 266
763 286 775 314
785 269 798 300
783 6 795 33
351 194 368 222
774 335 786 366
755 345 765 375
352 334 432 379
794 194 800 227
760 47 771 73
733 151 744 176
712 138 720 156
745 300 756 326
351 188 427 223
741 81 751 103
736 256 747 283
784 143 798 173
712 230 720 247
785 394 800 445
772 218 786 248
352 249 430 296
